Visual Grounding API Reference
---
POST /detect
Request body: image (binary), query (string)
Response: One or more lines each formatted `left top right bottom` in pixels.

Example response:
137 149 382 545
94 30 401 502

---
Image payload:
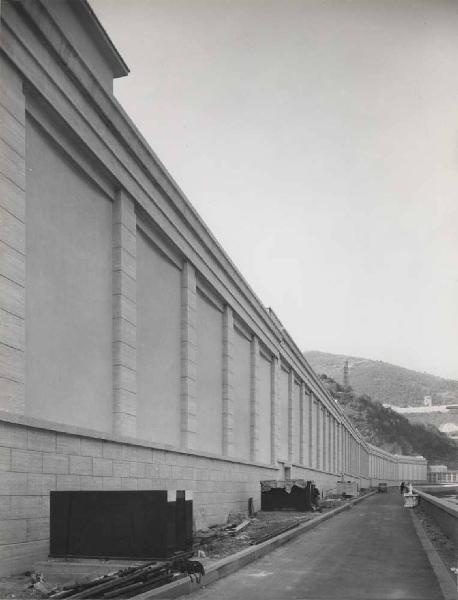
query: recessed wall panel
312 401 319 469
196 292 223 454
233 330 250 459
293 381 301 464
258 354 272 464
278 367 289 461
25 118 113 432
137 231 181 446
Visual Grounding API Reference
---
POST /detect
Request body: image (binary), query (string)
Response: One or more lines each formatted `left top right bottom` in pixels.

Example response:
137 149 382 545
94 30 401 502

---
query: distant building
384 404 458 440
427 465 458 483
428 465 447 474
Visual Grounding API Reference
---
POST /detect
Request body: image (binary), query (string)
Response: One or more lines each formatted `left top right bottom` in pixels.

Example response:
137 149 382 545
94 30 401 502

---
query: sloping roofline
76 0 129 78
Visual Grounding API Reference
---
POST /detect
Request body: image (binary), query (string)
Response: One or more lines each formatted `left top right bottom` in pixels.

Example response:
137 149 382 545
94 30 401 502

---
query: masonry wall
0 417 279 576
416 491 458 548
0 54 26 416
397 458 428 483
0 0 427 576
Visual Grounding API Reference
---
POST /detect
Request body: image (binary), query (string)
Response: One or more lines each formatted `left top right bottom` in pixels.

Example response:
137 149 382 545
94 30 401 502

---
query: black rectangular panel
261 482 314 511
50 490 193 559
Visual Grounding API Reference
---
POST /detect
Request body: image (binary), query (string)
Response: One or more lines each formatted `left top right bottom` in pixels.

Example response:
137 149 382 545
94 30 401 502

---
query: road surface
186 491 444 600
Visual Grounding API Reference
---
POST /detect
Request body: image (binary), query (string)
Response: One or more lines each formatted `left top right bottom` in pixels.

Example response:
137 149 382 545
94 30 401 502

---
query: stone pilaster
299 383 305 465
348 434 355 475
222 305 234 456
308 393 313 468
358 442 361 478
330 417 334 473
335 423 339 474
315 401 321 470
354 441 356 475
354 439 357 475
0 59 26 414
349 433 352 474
341 425 345 474
322 408 327 471
351 438 354 475
249 336 259 462
343 429 347 474
287 369 293 464
338 424 342 474
180 261 197 449
331 417 337 473
339 426 343 474
270 357 279 464
336 421 342 475
334 421 337 472
327 413 331 472
112 190 137 437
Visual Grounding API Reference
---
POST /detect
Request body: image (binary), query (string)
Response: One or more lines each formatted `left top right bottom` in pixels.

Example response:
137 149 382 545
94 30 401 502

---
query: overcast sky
91 0 458 380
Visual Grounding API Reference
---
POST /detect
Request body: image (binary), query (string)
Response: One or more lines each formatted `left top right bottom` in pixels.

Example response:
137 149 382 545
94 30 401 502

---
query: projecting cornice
71 0 130 78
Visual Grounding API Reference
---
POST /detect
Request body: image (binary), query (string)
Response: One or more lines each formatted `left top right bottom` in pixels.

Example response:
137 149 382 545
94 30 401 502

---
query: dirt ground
0 574 45 600
195 499 346 567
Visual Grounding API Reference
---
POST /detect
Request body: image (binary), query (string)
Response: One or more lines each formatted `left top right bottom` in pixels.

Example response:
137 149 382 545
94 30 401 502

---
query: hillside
319 374 458 468
304 350 458 407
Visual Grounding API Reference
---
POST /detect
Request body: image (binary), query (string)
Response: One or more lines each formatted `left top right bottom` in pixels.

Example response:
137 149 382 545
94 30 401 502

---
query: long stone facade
0 0 427 576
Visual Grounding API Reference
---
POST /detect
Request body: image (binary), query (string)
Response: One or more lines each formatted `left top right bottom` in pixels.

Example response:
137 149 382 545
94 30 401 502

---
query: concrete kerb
133 491 377 600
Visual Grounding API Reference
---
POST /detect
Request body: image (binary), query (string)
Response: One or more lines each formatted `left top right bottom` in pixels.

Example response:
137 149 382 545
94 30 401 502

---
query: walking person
400 481 406 494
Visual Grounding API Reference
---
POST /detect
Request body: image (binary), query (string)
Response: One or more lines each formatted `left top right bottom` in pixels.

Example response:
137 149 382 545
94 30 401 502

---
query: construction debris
225 519 251 536
45 552 202 600
24 573 54 597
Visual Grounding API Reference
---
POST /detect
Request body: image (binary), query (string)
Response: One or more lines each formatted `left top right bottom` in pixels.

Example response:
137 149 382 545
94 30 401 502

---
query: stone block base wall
0 416 424 576
0 415 281 576
416 490 458 548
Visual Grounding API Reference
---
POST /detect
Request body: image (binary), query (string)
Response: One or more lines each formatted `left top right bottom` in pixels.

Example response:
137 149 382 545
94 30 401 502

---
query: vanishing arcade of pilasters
0 0 427 576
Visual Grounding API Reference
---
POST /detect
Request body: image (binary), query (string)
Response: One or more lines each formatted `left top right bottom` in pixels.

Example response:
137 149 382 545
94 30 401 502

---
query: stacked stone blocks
222 306 234 456
180 262 197 449
270 357 279 465
0 418 280 575
249 336 260 462
112 191 137 437
0 58 26 415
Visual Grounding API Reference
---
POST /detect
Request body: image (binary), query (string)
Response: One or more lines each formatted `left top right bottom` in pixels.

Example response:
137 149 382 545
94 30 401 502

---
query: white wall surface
136 230 181 445
25 118 113 432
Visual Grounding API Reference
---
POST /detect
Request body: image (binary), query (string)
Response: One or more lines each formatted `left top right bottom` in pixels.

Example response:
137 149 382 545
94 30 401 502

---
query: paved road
186 491 444 600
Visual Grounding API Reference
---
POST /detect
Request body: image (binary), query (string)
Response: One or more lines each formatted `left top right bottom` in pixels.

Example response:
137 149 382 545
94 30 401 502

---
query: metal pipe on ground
67 565 168 599
102 573 173 599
